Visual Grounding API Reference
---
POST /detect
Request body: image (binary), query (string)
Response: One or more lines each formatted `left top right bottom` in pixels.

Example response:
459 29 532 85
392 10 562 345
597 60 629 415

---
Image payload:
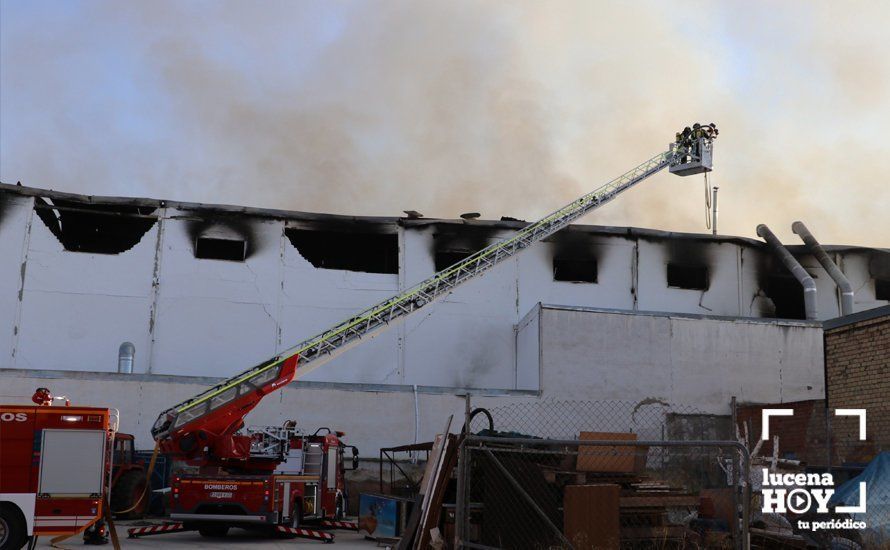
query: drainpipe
711 186 718 236
756 224 818 320
792 221 854 316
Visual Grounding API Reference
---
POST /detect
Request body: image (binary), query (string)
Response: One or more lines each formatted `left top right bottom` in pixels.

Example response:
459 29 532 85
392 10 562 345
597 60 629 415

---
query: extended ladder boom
152 131 715 443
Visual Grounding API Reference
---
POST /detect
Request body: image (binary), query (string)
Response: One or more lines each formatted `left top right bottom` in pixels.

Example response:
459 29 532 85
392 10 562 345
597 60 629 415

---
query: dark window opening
431 228 494 272
285 228 398 274
33 198 156 254
765 275 806 320
196 237 246 262
435 250 474 272
553 258 597 283
876 278 890 301
0 193 10 228
667 263 709 290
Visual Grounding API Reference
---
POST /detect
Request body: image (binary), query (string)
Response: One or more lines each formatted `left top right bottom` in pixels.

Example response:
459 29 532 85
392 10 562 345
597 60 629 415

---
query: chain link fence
467 399 732 442
456 436 749 549
407 398 888 548
451 399 749 549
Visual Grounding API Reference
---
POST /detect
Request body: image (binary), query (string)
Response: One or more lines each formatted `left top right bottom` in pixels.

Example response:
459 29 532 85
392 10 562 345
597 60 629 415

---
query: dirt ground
33 520 387 550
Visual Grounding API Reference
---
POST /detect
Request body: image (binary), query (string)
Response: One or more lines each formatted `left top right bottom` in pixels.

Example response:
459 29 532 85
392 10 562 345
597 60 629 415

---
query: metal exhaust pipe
756 224 818 320
792 221 854 316
711 186 718 236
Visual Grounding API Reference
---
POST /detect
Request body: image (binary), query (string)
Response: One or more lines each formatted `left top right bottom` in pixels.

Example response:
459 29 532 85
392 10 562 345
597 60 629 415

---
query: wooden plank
576 432 639 473
699 487 734 526
620 525 687 540
619 495 699 508
564 484 620 549
418 435 445 498
411 416 453 550
415 435 459 550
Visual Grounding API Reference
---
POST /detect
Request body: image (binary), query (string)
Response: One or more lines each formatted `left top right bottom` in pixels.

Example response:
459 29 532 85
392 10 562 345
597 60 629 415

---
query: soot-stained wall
1 187 888 394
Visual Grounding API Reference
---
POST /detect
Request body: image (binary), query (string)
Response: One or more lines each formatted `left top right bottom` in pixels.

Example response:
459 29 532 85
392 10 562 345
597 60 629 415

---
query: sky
1 1 888 246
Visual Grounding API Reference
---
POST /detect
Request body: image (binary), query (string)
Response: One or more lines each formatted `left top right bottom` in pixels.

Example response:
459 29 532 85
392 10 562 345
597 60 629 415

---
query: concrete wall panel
15 205 156 372
402 258 518 388
0 195 33 368
840 251 890 312
515 304 541 390
515 237 637 315
540 307 673 400
279 231 401 384
636 239 742 316
150 214 280 375
533 305 823 414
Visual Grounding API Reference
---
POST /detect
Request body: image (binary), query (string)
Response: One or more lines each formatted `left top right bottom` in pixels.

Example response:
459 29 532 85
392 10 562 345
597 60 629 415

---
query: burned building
0 182 888 450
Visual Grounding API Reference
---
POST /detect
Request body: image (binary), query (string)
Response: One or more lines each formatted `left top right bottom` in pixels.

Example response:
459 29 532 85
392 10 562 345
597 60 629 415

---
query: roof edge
538 303 824 328
823 305 890 331
3 181 886 251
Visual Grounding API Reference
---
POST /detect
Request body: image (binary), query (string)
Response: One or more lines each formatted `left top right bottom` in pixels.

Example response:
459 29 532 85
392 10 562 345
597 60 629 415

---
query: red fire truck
129 356 359 542
166 426 357 538
0 388 116 550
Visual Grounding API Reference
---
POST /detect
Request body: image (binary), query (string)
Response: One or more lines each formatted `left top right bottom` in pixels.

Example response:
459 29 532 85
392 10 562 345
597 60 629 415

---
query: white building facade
1 184 888 449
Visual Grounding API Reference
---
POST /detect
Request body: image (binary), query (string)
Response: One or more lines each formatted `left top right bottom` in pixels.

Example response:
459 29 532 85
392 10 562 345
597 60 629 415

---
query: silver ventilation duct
792 221 854 316
756 224 818 320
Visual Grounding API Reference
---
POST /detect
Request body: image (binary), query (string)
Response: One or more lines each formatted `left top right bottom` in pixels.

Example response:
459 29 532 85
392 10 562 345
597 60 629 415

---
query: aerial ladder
149 126 717 467
133 127 716 542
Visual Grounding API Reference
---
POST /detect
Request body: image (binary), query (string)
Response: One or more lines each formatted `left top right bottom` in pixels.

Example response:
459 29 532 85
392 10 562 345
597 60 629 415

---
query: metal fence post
730 449 739 550
741 443 751 550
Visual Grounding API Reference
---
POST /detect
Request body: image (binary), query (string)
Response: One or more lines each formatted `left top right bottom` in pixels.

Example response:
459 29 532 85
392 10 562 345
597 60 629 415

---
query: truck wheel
111 469 148 519
197 525 229 538
0 504 27 550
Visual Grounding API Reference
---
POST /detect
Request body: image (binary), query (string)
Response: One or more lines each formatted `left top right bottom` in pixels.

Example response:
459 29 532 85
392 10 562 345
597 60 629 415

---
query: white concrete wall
1 189 887 393
0 297 826 450
0 372 538 451
837 250 890 313
10 197 158 372
150 211 281 375
0 194 32 368
530 305 825 413
515 305 541 391
280 220 401 384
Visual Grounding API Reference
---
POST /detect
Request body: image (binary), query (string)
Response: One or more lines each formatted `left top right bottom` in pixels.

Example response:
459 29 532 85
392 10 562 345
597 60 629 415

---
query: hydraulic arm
151 127 717 465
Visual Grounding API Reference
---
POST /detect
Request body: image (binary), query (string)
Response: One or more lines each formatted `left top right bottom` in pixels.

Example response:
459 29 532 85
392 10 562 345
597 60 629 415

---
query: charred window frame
195 237 247 262
553 257 597 283
432 227 495 272
765 274 806 320
876 278 890 301
285 224 398 274
33 197 157 254
186 218 253 262
435 250 475 271
667 263 709 290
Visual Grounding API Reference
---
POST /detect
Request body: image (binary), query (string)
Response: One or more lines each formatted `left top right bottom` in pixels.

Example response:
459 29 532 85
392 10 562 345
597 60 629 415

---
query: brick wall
825 306 890 465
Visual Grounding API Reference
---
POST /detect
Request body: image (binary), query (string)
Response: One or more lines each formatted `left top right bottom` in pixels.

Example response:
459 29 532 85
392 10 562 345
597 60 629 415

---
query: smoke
1 1 888 246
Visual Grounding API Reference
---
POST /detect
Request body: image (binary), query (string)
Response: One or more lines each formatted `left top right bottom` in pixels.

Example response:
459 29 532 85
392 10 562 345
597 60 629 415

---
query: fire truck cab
1 392 115 550
168 424 358 537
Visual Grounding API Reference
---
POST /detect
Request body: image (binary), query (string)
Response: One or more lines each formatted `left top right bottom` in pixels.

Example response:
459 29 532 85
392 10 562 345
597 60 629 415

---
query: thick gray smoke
1 1 888 246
